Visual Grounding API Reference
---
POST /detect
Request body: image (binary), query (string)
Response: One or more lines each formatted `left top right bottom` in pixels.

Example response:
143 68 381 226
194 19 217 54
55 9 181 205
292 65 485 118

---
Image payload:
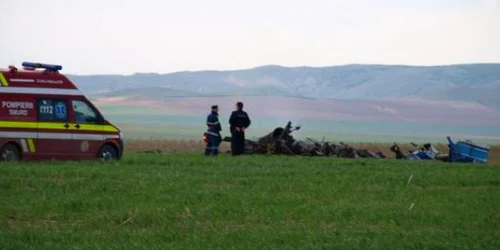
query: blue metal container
447 137 490 163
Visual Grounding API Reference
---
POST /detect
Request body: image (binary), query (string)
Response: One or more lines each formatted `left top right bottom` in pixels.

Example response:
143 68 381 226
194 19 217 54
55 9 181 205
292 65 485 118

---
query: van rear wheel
1 143 21 162
98 145 118 162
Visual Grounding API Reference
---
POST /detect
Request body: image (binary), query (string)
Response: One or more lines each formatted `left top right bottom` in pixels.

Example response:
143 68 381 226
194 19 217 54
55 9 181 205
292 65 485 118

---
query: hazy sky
1 0 499 74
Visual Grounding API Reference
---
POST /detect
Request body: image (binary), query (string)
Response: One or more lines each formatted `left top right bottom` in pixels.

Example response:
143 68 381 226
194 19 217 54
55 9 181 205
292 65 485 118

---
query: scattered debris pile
222 121 386 158
390 142 449 162
389 137 492 164
221 121 491 163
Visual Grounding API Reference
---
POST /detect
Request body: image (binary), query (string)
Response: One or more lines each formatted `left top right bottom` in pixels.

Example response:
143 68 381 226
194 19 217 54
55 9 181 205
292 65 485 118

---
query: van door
35 98 74 159
70 99 105 159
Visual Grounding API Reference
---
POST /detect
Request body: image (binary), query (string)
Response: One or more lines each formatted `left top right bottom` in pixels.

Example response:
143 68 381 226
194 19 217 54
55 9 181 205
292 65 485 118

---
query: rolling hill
69 64 500 111
68 64 500 141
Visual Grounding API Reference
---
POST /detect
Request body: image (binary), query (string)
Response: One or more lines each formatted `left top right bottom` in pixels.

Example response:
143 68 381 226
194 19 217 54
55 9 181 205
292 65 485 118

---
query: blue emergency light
22 62 63 71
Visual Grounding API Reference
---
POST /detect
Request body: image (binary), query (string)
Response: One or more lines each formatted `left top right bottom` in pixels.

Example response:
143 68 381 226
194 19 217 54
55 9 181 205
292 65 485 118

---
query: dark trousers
205 134 221 156
231 131 245 155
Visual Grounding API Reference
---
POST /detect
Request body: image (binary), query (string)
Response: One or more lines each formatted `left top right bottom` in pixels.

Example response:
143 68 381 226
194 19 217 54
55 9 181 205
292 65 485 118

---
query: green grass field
1 154 500 249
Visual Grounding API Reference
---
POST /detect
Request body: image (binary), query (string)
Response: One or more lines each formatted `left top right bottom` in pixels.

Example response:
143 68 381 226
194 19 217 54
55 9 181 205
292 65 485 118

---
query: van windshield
72 100 99 124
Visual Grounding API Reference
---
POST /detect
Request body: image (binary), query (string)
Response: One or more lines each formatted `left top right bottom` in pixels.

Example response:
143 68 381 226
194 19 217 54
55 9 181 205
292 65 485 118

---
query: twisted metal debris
222 121 386 158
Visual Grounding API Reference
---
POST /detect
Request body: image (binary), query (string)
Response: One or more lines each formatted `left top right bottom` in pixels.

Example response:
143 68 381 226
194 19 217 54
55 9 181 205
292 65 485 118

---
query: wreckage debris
390 136 490 164
390 142 447 161
222 121 491 164
447 136 490 163
222 121 386 159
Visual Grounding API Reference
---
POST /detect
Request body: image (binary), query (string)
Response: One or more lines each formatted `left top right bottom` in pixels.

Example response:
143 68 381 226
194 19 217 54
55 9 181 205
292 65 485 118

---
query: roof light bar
22 62 63 71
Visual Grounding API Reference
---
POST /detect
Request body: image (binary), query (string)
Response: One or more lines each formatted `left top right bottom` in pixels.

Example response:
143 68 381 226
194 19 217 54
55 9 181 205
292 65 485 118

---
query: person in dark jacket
205 105 222 156
229 102 251 155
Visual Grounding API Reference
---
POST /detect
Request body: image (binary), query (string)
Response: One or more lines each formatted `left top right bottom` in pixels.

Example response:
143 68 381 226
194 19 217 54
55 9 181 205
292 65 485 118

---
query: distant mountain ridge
68 64 500 111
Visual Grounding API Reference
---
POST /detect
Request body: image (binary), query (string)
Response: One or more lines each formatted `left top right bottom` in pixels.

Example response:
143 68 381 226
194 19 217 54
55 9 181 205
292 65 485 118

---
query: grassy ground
1 154 500 249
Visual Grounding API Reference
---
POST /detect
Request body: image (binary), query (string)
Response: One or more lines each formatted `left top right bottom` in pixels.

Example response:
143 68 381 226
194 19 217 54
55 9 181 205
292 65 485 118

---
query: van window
37 99 69 122
72 100 99 124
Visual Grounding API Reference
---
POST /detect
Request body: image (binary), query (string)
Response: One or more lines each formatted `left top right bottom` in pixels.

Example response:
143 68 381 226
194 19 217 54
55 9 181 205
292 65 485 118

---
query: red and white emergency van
0 62 124 162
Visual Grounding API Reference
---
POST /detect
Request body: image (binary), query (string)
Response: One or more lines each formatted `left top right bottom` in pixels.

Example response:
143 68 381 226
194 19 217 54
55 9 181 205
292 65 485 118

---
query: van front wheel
1 143 21 162
98 145 118 162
